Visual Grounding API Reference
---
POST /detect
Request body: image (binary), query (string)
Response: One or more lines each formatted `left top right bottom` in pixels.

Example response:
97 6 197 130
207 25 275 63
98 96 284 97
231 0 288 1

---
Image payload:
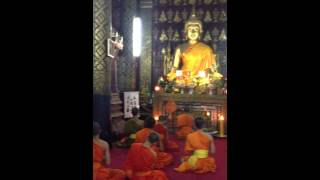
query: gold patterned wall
117 0 138 92
140 8 153 95
93 0 112 95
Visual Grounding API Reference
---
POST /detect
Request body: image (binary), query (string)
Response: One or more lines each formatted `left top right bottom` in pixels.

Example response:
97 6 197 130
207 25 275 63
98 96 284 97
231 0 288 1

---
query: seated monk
123 133 169 180
174 117 217 174
154 115 179 152
135 116 173 169
93 121 126 180
116 107 143 148
176 113 194 139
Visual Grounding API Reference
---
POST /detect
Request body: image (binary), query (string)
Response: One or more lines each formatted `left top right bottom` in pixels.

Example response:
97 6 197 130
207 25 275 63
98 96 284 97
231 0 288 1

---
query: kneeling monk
175 117 217 174
135 116 173 169
93 122 126 180
154 115 179 152
124 133 169 180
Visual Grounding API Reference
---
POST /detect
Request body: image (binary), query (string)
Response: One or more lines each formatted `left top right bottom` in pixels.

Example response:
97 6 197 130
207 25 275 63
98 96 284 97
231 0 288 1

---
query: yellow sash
129 133 136 139
187 149 208 168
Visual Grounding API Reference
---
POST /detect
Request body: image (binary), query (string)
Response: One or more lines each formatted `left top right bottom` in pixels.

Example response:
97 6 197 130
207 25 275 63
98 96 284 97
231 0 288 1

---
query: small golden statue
162 44 173 75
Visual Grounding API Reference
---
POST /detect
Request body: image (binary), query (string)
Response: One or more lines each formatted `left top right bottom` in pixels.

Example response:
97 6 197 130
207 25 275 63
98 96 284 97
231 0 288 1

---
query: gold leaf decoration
219 28 227 41
212 8 219 22
203 31 212 42
204 0 212 5
167 9 174 23
219 10 227 22
159 11 168 23
172 29 181 42
174 0 182 5
173 10 182 23
203 10 213 23
167 26 174 40
159 29 169 42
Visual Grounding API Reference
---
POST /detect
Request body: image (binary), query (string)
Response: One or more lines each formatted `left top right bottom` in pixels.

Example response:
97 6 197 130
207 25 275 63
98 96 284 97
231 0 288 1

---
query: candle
154 116 159 121
198 70 206 78
154 85 160 92
219 115 225 136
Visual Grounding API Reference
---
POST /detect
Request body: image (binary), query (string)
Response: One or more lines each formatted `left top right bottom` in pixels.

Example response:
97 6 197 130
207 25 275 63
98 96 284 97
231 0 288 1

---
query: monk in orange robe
135 116 173 169
175 117 216 174
176 113 194 139
123 132 169 180
93 122 126 180
154 115 179 152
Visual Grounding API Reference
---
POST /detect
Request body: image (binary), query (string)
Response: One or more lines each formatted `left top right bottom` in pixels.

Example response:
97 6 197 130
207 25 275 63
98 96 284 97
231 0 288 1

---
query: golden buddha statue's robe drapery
167 42 217 83
176 42 216 76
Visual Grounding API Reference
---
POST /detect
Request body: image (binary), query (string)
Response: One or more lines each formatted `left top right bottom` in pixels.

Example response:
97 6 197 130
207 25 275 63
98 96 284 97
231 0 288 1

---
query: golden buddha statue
166 11 222 86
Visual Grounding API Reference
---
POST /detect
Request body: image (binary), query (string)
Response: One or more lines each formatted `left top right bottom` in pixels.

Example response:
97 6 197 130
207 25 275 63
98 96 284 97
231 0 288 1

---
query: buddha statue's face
186 24 201 41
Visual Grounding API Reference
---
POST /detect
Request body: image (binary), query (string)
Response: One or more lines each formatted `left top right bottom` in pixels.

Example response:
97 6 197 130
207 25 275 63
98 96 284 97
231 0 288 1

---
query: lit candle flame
219 115 225 121
206 111 211 116
154 86 160 91
154 116 159 121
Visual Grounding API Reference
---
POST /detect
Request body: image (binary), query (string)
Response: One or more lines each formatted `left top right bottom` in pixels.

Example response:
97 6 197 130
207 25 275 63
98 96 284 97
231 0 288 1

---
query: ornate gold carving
167 26 174 40
219 28 227 42
188 0 197 5
203 10 213 23
211 27 220 42
219 10 227 22
173 10 182 23
94 0 109 95
172 29 181 42
212 43 217 51
159 29 169 42
167 9 174 23
204 0 212 5
174 0 182 5
212 8 219 22
203 30 212 42
159 11 168 23
182 8 189 22
211 27 219 37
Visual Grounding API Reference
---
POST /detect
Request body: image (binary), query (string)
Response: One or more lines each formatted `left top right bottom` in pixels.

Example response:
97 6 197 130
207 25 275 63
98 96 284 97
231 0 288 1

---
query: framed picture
107 39 118 58
124 91 140 118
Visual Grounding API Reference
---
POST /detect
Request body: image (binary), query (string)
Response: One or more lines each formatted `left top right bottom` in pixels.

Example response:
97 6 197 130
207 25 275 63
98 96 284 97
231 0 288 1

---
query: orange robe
135 128 173 169
154 123 179 151
175 131 216 174
123 143 169 180
176 114 194 139
93 142 126 180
